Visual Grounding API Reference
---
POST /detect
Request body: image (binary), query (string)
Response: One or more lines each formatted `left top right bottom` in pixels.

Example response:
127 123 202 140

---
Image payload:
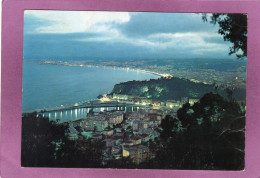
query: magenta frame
1 0 260 177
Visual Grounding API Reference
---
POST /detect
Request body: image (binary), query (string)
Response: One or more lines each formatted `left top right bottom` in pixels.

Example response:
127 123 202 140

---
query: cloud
24 11 234 60
24 10 131 34
77 31 229 53
116 13 220 37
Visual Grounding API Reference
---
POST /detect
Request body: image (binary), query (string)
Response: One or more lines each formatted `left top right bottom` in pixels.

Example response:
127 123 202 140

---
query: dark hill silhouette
111 77 246 101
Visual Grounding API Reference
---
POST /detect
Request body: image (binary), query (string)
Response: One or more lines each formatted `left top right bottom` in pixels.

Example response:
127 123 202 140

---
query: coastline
23 61 165 113
25 61 173 79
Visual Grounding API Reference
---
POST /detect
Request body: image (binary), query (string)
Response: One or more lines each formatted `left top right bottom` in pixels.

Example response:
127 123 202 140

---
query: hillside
110 77 246 101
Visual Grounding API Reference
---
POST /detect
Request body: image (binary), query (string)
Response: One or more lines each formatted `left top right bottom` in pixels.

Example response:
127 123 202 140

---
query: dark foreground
21 92 245 170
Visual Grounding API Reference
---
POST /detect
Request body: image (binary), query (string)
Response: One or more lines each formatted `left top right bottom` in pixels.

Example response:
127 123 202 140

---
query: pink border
1 0 260 177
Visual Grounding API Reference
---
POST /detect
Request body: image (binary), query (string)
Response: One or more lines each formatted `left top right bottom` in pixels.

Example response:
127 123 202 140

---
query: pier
28 100 145 114
31 101 146 123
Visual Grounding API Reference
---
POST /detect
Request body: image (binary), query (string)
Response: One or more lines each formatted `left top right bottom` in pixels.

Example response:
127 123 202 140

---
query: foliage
202 13 247 59
55 138 104 168
21 113 103 167
144 92 245 170
160 115 180 141
111 77 246 101
21 113 55 167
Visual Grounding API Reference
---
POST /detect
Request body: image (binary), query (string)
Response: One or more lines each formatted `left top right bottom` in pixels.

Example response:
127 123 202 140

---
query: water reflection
75 109 78 118
44 106 130 123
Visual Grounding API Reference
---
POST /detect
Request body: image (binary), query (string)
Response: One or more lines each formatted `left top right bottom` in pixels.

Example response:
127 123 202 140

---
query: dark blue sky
24 11 234 60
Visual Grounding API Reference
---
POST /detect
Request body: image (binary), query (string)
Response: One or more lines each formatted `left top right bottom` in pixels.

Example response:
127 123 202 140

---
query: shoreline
23 61 168 113
25 61 173 79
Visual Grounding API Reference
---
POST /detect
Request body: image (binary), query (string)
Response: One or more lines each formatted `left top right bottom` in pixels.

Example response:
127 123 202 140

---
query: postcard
21 10 247 170
1 0 260 178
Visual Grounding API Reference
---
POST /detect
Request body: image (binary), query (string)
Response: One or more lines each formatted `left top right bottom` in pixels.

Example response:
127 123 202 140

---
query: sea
22 63 159 121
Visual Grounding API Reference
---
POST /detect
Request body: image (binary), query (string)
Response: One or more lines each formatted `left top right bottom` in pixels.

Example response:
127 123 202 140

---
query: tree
160 115 179 141
21 113 56 167
151 92 245 170
21 113 105 168
225 87 233 101
202 13 247 58
97 94 103 99
177 102 193 128
55 138 104 168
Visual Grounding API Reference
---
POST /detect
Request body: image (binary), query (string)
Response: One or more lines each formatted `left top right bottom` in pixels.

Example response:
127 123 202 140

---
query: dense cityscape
63 94 193 165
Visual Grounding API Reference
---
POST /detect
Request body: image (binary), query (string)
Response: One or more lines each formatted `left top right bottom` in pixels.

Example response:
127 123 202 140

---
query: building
131 137 142 145
189 98 199 105
124 141 135 146
133 120 141 131
71 119 86 128
127 111 146 120
152 100 161 107
66 126 78 140
122 144 150 165
148 113 162 124
85 117 109 131
141 122 148 129
113 94 129 100
140 98 152 105
166 100 180 108
107 112 124 125
145 108 164 115
72 111 123 131
103 129 114 136
137 128 160 140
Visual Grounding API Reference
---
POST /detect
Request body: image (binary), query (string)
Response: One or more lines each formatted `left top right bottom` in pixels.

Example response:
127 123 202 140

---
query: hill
110 77 246 101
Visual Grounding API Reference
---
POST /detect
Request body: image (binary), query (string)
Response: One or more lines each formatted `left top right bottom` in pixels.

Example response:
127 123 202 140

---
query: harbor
31 100 145 122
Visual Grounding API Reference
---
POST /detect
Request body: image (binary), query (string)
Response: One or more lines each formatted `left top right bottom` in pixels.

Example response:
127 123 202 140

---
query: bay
22 63 159 112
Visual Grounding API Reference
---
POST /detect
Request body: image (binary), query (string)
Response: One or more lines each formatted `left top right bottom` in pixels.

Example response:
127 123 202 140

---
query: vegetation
21 112 104 168
202 13 247 59
21 112 55 167
152 92 245 170
111 77 246 101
